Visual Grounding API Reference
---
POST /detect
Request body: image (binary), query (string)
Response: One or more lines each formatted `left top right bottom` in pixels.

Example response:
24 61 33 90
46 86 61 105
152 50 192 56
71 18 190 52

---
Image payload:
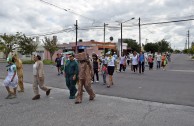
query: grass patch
22 60 34 64
43 59 55 65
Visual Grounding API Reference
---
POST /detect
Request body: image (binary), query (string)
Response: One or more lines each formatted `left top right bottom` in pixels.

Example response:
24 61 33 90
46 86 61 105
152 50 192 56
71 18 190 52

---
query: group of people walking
3 51 170 104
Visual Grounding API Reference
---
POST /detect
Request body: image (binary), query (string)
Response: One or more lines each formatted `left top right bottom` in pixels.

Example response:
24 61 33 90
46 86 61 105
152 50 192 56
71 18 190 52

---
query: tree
17 34 38 59
42 36 58 60
0 33 17 58
123 39 140 52
157 39 170 53
144 43 159 53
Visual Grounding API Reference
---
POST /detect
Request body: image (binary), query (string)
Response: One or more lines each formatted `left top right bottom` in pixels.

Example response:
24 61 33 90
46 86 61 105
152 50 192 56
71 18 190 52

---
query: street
0 54 194 126
1 54 194 106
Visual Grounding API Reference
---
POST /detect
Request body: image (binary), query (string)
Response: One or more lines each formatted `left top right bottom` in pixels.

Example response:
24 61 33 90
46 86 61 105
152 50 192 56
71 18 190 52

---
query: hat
69 53 74 57
7 57 12 62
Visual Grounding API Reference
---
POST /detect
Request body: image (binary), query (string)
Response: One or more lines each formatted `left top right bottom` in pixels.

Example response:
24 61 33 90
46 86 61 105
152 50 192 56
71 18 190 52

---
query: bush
43 59 55 65
22 60 34 64
192 56 194 59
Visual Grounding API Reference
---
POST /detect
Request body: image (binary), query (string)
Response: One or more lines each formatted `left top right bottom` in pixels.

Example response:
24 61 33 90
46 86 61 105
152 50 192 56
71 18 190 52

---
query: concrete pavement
1 79 194 126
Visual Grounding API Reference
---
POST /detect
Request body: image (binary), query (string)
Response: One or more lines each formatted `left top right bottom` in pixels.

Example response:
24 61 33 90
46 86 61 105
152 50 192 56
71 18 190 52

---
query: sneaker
107 85 110 88
103 83 106 85
69 96 75 99
91 81 94 84
46 89 51 96
32 95 40 100
96 81 99 83
8 94 16 99
5 94 12 99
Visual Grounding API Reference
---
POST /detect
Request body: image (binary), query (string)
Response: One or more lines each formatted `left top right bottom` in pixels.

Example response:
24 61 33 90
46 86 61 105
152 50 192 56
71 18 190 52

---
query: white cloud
0 0 194 50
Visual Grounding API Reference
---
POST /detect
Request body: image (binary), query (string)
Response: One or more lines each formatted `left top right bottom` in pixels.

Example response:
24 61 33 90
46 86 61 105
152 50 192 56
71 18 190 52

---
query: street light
119 17 135 56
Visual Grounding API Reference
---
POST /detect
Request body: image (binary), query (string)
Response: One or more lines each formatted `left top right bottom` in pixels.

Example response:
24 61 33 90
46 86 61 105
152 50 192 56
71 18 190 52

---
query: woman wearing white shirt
132 51 138 72
107 54 115 88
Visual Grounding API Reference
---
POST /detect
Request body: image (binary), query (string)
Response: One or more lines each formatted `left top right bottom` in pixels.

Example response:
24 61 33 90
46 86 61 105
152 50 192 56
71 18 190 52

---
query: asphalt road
0 54 194 106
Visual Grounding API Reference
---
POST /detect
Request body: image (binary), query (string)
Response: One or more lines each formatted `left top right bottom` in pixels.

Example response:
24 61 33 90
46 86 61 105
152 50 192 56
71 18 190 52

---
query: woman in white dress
3 57 18 99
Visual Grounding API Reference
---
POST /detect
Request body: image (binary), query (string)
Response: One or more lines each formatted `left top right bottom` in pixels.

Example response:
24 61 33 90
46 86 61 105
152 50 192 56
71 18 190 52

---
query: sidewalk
0 79 194 126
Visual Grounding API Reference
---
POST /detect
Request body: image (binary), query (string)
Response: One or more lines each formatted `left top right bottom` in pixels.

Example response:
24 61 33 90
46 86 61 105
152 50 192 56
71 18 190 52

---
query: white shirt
61 56 64 65
33 62 37 75
156 54 161 61
120 56 126 64
108 57 115 66
132 55 138 65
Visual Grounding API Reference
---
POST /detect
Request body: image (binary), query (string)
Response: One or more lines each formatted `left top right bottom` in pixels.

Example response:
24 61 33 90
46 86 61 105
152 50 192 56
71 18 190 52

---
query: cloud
0 0 194 50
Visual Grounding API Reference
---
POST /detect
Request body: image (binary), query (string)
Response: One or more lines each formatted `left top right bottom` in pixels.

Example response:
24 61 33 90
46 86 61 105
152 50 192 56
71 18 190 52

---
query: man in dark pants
64 54 78 99
138 51 145 74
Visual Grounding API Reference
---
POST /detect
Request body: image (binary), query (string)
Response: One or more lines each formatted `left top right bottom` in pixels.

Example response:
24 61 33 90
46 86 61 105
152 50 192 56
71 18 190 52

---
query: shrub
192 56 194 59
22 60 34 64
43 59 55 65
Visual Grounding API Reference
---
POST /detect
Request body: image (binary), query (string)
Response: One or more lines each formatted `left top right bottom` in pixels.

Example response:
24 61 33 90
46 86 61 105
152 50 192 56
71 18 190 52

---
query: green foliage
174 50 181 53
0 33 17 58
43 59 55 65
157 39 170 52
144 39 172 53
123 39 140 52
144 43 159 53
192 56 194 59
42 36 58 61
22 59 54 65
183 49 189 54
17 34 38 56
22 60 34 64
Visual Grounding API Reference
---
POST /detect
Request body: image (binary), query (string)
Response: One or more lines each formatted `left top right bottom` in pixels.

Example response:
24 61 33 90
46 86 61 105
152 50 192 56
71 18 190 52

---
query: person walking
156 52 161 69
3 57 18 99
12 54 24 92
148 55 154 70
75 52 95 104
101 64 108 85
113 52 118 72
32 55 51 100
161 54 168 70
55 53 62 76
132 51 138 73
92 53 99 83
64 54 79 99
138 51 145 74
119 54 126 72
107 52 116 88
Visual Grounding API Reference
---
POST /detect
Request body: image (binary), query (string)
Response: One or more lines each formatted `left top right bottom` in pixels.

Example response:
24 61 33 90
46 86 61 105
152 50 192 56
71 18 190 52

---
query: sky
1 0 194 50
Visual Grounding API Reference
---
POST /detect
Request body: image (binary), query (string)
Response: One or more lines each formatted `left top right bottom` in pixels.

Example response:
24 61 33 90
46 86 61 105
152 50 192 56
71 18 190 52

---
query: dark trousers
127 60 130 66
157 61 161 69
93 68 99 81
119 64 125 72
66 75 77 97
139 61 145 73
149 62 153 69
133 65 138 72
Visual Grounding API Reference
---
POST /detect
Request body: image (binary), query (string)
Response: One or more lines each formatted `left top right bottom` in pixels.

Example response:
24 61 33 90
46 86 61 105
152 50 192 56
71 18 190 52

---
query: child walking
3 57 18 99
102 64 108 85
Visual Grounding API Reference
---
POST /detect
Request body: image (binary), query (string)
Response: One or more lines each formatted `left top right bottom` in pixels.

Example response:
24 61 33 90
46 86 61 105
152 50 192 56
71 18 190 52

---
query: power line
39 0 96 22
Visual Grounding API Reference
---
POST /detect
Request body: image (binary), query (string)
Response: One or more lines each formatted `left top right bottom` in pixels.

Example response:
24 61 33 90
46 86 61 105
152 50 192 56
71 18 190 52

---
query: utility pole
103 23 108 56
75 20 78 54
188 30 190 49
139 17 141 51
104 23 106 56
185 40 187 49
121 23 123 55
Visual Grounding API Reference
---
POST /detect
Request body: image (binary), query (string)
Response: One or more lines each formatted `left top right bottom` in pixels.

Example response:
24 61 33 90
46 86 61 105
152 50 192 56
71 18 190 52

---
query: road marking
169 70 194 73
